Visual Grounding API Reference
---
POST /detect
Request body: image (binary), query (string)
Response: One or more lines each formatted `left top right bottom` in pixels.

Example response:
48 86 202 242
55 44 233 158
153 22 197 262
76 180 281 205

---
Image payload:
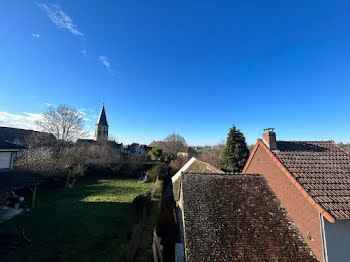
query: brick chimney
263 128 278 150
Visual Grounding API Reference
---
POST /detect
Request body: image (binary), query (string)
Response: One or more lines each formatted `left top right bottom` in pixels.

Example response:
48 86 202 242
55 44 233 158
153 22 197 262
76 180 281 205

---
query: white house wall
322 217 350 262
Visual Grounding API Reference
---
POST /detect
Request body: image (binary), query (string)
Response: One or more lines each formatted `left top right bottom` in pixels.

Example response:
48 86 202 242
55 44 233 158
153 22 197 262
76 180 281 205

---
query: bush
148 163 168 182
148 147 163 160
132 193 151 221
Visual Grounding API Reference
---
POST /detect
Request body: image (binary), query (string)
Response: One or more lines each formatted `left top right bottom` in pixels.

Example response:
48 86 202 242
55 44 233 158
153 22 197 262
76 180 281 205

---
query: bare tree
36 105 88 141
163 133 187 155
197 143 226 168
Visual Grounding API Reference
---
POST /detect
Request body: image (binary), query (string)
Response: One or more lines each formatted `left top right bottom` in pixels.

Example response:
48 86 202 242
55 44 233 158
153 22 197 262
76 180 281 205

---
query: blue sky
1 1 350 145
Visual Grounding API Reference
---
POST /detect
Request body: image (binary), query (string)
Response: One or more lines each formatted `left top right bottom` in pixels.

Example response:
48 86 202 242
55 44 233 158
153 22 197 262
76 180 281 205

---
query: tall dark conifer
220 125 250 172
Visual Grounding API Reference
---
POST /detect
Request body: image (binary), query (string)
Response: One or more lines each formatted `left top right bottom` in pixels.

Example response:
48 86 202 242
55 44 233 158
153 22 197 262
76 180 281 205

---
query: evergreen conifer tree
220 125 250 172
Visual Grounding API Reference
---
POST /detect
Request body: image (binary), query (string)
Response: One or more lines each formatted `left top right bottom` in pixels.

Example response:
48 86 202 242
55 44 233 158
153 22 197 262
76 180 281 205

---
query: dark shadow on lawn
0 177 143 262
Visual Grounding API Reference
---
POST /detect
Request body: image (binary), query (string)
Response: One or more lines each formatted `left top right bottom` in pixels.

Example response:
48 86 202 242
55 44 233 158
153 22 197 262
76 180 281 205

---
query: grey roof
0 140 26 150
96 105 108 126
0 126 55 146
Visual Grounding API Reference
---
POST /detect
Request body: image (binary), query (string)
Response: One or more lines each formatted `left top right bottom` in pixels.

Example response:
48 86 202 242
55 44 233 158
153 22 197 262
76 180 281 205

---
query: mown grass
0 178 152 262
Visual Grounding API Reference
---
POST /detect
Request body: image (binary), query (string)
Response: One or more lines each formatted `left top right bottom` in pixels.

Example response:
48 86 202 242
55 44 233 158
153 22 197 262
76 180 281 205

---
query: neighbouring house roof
96 105 108 126
172 157 223 201
149 140 165 148
0 126 55 146
76 139 123 148
244 139 350 222
181 173 317 262
127 143 151 151
0 140 26 151
178 146 190 153
172 157 223 183
0 171 40 193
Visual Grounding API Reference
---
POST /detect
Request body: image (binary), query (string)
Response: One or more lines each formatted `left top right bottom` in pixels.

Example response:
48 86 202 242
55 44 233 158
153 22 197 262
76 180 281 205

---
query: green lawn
0 178 152 262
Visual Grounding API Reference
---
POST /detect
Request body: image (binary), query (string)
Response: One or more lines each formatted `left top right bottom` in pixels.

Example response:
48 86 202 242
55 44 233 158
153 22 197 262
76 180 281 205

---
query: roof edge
171 157 197 183
258 140 336 223
332 140 350 156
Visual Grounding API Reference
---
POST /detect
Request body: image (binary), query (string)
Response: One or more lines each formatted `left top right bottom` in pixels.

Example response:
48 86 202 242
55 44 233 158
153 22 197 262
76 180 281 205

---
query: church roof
96 105 108 126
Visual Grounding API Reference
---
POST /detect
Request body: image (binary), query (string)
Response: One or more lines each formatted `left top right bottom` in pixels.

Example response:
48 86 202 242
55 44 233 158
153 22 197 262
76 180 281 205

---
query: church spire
94 105 109 141
96 105 108 126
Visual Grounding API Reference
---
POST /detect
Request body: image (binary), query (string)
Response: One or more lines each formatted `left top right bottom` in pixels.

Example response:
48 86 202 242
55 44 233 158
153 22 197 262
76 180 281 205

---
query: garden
0 178 152 262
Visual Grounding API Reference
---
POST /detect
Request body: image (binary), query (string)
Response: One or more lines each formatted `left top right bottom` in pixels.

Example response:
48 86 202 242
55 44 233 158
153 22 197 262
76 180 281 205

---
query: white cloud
78 109 87 116
37 3 83 36
44 102 52 107
81 49 87 56
0 112 42 130
98 56 111 71
32 33 40 38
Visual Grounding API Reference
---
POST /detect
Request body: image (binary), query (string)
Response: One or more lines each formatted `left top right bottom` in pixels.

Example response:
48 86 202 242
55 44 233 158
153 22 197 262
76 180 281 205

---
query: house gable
243 141 325 261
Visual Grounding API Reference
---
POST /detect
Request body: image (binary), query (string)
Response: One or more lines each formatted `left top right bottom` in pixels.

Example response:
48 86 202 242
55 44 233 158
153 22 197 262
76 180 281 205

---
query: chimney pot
263 128 278 150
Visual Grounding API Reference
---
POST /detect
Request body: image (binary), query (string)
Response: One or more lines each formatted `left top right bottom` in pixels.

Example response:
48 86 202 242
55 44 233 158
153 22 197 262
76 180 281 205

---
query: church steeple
94 105 109 141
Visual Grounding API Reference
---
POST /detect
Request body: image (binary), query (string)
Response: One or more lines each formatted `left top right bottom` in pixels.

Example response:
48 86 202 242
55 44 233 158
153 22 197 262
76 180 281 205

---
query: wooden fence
152 229 163 262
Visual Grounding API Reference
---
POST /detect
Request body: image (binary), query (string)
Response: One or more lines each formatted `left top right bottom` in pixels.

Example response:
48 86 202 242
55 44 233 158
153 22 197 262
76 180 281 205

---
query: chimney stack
263 128 278 150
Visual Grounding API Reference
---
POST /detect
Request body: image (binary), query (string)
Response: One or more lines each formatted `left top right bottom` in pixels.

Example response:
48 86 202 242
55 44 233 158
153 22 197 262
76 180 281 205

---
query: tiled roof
185 159 223 174
274 141 350 220
181 173 317 262
149 140 165 148
172 158 223 201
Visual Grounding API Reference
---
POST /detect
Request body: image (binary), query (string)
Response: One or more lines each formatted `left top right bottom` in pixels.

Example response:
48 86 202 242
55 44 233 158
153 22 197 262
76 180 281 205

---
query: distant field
0 178 152 262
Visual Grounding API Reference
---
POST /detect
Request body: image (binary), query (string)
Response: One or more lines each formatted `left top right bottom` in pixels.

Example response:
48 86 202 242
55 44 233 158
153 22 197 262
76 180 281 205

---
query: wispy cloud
81 49 87 56
32 33 40 38
44 102 53 107
78 109 94 122
37 3 83 36
78 109 87 116
98 56 112 71
0 112 42 130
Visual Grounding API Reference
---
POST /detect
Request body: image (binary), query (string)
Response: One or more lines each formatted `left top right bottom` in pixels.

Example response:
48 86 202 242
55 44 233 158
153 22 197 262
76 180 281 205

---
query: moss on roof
186 159 223 173
181 173 318 262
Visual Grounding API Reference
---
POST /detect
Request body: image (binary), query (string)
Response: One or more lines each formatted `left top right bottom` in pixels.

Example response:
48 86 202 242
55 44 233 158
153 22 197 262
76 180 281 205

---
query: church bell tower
94 105 109 141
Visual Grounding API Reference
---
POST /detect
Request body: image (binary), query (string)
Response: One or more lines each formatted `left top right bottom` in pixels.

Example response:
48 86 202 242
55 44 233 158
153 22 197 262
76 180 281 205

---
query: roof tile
275 141 350 219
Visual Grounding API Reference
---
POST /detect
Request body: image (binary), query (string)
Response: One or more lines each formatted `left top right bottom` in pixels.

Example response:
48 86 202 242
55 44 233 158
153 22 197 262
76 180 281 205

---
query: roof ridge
183 172 262 177
277 140 333 143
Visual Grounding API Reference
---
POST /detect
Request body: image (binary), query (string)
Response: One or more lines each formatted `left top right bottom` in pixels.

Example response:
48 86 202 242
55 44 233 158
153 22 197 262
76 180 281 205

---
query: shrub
148 163 168 182
148 147 163 160
132 194 151 221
